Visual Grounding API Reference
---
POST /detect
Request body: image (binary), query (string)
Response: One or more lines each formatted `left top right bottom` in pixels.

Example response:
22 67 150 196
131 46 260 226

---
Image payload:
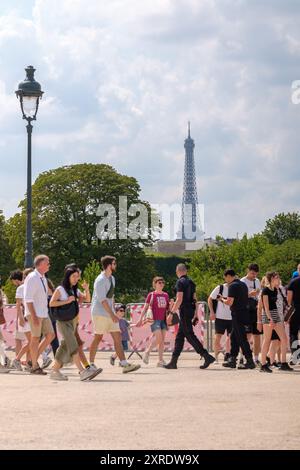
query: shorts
150 320 167 333
15 330 26 341
215 318 232 335
122 340 128 351
271 330 280 341
262 309 282 325
92 316 120 335
27 316 54 338
17 318 31 334
245 308 263 335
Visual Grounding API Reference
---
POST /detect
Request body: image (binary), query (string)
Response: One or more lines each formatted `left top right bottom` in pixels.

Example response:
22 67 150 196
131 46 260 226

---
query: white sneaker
42 357 52 369
157 361 167 367
50 370 68 381
0 364 10 374
89 363 98 371
122 363 141 374
80 367 103 381
143 352 150 364
11 359 23 371
4 357 11 369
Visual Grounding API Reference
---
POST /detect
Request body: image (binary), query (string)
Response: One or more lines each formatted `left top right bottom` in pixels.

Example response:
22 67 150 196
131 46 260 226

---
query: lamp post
16 66 43 268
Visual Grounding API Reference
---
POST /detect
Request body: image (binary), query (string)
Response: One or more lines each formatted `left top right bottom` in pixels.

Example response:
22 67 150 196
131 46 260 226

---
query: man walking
221 270 255 369
287 273 300 363
24 255 55 375
241 263 261 365
89 255 140 374
208 279 232 363
165 264 215 370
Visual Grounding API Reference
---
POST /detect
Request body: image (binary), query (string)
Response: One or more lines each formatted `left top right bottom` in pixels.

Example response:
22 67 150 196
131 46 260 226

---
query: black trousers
172 307 208 360
230 314 252 360
290 307 300 353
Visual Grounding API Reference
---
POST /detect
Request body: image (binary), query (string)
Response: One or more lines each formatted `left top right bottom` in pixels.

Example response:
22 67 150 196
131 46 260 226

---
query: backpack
212 284 224 314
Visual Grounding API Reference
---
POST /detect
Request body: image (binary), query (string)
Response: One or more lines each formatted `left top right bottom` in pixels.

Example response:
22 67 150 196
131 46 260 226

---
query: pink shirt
146 291 169 321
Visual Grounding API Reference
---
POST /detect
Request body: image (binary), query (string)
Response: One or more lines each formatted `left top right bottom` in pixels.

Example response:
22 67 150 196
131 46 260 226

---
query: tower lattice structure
178 123 204 241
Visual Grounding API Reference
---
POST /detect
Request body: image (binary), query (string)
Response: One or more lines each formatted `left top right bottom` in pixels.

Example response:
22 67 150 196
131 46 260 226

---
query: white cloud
0 0 300 239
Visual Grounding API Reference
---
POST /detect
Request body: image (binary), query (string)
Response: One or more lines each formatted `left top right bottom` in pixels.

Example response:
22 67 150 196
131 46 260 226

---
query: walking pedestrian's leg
89 334 103 364
165 321 185 369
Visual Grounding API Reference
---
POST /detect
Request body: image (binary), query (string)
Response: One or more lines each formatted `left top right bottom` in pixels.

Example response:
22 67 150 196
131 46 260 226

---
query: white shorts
17 319 31 335
92 316 120 335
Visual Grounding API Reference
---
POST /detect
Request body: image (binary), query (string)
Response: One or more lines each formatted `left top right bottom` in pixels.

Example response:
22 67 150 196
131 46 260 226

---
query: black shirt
228 279 249 319
287 277 300 307
262 287 278 311
175 275 196 309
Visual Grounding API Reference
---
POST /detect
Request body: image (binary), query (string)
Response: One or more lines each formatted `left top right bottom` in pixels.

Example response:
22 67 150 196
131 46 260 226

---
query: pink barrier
1 303 206 352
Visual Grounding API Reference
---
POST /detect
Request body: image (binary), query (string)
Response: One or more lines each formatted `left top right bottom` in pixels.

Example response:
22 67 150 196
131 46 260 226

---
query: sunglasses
157 280 165 284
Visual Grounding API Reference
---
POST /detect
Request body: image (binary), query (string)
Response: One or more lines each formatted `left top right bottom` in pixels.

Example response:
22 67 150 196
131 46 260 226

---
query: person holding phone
221 269 255 370
208 280 232 363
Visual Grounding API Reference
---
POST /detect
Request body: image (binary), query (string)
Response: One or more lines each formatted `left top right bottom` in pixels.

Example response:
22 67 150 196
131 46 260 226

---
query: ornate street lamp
16 66 44 268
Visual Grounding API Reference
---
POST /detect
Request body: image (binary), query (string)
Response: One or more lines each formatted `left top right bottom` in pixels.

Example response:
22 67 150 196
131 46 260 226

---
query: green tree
257 239 300 285
6 164 158 295
0 210 15 281
2 278 16 304
189 234 269 300
263 212 300 244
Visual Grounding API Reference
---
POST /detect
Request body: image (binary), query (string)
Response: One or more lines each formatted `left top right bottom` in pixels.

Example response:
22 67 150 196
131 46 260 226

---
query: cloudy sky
0 0 299 238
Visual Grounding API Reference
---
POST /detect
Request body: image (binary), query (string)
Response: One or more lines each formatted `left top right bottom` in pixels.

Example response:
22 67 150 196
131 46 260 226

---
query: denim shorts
151 320 167 333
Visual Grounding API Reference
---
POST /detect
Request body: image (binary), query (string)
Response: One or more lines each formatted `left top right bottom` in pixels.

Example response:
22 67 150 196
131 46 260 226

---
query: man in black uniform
164 264 215 370
221 269 255 369
287 273 300 362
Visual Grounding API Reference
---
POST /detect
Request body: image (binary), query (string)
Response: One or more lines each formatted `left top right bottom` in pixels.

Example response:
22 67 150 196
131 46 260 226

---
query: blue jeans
151 320 167 333
122 340 128 351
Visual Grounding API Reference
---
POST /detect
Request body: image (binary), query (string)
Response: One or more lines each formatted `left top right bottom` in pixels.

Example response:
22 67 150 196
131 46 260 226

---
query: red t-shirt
146 291 169 321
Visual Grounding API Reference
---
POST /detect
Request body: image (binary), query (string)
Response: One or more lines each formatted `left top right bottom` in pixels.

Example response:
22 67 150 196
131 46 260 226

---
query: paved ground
0 351 299 450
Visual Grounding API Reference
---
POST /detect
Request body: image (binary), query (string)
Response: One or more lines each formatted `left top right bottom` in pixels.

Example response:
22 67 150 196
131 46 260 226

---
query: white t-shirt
24 269 49 318
56 286 81 301
241 276 261 300
15 284 24 301
91 272 115 317
209 284 232 320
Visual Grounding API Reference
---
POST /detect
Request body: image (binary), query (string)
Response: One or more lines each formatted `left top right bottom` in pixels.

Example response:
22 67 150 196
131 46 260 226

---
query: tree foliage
0 210 14 282
263 212 300 244
5 164 158 296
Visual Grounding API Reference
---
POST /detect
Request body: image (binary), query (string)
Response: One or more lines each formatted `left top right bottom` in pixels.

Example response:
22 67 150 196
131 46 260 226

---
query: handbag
278 287 295 323
50 289 79 322
145 293 154 323
166 311 180 326
284 305 295 323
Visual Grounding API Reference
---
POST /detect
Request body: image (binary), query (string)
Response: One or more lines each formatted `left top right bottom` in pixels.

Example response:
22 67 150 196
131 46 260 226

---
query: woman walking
11 268 34 371
260 272 293 373
136 277 169 367
49 267 102 381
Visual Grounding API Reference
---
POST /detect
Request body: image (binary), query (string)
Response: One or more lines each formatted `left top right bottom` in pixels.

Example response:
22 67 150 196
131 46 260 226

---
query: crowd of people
207 263 300 372
0 255 299 379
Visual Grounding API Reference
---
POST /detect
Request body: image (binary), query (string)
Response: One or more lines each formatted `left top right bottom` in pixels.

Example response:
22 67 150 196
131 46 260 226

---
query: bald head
176 263 188 278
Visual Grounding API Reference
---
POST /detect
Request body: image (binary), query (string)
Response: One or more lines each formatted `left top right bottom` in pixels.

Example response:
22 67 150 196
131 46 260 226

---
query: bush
2 279 16 304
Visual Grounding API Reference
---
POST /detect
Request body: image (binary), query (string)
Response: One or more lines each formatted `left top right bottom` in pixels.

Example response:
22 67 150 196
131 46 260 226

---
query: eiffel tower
177 122 204 241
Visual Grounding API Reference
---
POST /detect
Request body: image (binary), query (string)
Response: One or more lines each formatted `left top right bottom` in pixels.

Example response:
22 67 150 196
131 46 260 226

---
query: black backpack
212 284 224 314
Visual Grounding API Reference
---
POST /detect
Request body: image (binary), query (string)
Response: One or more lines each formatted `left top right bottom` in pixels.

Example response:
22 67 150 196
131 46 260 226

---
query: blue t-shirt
119 318 129 341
